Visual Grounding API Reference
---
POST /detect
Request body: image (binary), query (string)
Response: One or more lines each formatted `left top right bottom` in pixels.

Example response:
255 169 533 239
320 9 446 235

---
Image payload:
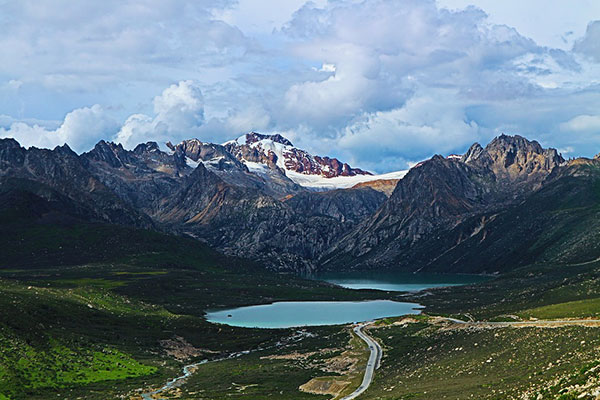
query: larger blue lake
205 300 423 329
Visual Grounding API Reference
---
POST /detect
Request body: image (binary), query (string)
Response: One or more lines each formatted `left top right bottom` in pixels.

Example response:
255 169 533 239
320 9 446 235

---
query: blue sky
1 0 600 173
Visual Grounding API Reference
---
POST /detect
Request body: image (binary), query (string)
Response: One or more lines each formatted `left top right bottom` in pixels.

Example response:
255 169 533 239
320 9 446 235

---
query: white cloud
0 0 249 92
573 21 600 62
438 0 600 50
336 90 480 171
115 80 205 148
0 105 118 152
560 115 600 133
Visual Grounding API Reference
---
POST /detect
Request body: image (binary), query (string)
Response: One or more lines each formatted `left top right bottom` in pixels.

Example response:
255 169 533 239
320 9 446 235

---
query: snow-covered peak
223 132 372 183
228 132 293 147
176 132 409 191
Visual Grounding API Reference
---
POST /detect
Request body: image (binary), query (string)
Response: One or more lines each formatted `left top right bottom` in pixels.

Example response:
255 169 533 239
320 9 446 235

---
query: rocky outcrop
462 134 564 195
352 179 399 197
167 139 247 172
169 138 303 198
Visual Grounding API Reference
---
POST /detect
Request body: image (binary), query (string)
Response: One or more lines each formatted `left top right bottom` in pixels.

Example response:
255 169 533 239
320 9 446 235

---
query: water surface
206 300 422 329
315 272 490 292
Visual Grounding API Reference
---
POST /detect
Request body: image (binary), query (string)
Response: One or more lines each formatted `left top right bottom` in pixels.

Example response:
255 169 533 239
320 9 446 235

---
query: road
440 317 600 328
337 317 600 400
340 323 382 400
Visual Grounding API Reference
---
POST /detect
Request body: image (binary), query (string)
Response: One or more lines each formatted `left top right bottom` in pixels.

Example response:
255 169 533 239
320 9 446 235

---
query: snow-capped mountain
222 132 408 190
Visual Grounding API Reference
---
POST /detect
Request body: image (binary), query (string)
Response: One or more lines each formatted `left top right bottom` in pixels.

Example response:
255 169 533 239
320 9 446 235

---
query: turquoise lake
314 272 490 292
205 300 423 329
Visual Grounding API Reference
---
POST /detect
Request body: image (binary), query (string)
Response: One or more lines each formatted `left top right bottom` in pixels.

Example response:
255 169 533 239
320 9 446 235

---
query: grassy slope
4 179 600 399
364 321 600 400
0 189 387 399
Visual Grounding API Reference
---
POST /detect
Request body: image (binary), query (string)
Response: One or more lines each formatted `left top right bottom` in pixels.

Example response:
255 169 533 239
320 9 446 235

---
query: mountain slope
0 139 151 228
411 157 600 273
4 133 591 275
322 135 565 271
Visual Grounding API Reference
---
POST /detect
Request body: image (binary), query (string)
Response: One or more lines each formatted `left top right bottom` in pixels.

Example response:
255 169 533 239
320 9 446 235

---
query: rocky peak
244 132 293 147
0 138 26 168
85 140 134 168
133 142 160 154
167 139 203 159
224 132 371 179
462 134 563 188
460 143 489 164
168 139 246 172
52 143 77 157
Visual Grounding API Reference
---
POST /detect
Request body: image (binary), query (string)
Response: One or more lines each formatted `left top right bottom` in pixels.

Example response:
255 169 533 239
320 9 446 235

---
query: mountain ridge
4 133 593 275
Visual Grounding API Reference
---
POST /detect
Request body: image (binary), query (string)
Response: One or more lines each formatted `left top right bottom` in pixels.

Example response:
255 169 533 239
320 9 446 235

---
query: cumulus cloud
0 105 118 153
573 21 600 62
261 0 571 165
560 115 600 132
115 81 205 148
336 90 480 171
0 0 249 88
3 0 600 170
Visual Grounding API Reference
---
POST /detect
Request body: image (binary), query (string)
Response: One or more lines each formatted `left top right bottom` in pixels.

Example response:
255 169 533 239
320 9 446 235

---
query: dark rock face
285 187 387 224
0 140 151 228
244 132 293 147
85 140 135 168
153 164 387 272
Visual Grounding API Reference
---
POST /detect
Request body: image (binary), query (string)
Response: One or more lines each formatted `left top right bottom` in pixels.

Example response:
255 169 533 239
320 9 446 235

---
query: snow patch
243 161 270 175
185 157 199 168
285 170 408 190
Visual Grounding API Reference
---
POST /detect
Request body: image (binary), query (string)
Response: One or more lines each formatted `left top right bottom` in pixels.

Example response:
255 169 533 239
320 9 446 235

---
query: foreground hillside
0 188 386 399
0 136 600 400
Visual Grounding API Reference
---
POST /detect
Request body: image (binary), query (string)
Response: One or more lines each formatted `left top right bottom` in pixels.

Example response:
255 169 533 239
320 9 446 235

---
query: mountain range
2 132 599 275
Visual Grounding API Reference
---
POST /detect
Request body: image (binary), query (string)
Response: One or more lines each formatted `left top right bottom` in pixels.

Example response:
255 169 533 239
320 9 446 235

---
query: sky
1 0 600 173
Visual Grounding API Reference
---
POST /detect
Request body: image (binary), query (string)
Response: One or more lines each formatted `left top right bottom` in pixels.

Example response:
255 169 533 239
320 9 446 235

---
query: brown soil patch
300 378 351 396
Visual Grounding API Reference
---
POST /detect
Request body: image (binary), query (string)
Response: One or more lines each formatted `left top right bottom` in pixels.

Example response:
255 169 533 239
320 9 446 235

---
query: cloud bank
1 0 600 171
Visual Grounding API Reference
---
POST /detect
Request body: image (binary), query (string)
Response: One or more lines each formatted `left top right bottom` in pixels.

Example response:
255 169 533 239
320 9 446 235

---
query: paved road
340 324 382 400
441 317 600 327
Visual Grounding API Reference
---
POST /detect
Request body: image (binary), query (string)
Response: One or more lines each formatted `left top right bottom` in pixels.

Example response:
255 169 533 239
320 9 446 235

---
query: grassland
0 216 388 399
360 320 600 399
4 190 600 399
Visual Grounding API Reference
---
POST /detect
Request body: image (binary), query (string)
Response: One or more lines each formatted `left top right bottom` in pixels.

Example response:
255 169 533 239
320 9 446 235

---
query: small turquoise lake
205 300 423 329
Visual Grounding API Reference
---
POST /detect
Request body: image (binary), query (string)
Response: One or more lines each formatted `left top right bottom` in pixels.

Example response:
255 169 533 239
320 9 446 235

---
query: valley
2 133 600 399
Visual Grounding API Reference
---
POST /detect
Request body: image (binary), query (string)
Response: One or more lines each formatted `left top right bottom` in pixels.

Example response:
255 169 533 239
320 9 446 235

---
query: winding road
337 317 600 400
340 323 381 400
440 317 600 328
